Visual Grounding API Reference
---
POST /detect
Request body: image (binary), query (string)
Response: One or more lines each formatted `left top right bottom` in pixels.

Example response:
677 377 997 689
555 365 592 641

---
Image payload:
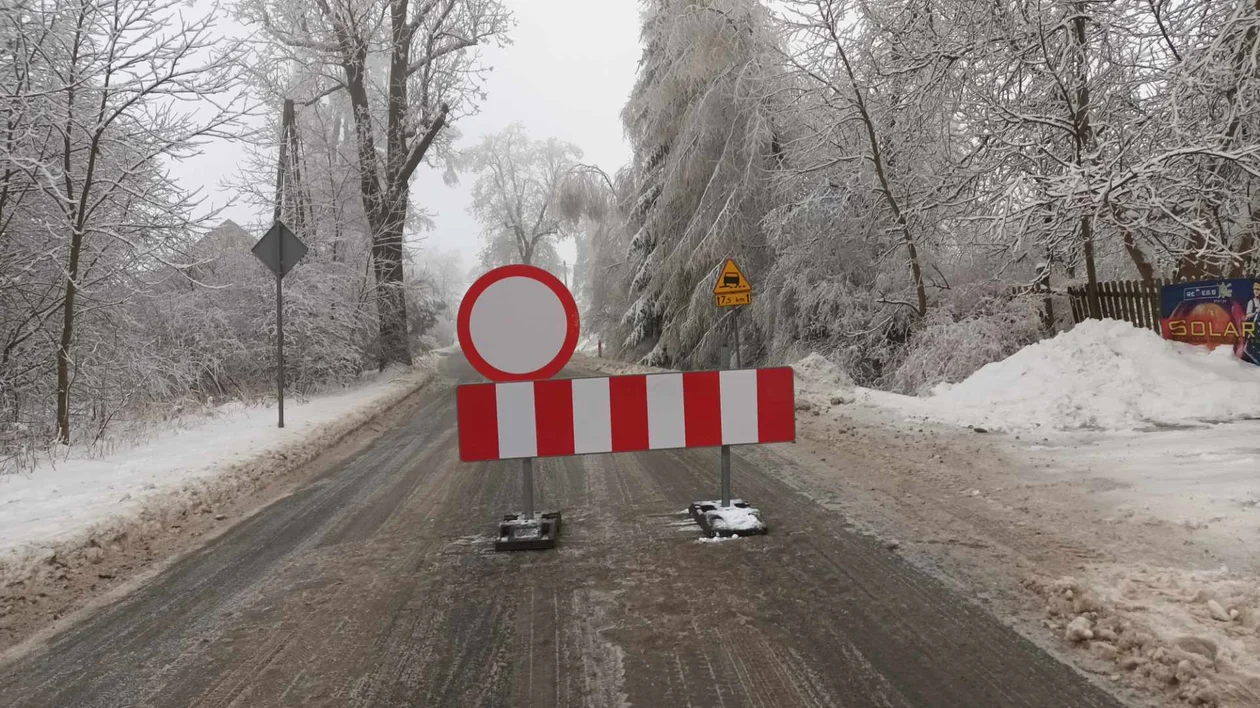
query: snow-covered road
0 352 1124 708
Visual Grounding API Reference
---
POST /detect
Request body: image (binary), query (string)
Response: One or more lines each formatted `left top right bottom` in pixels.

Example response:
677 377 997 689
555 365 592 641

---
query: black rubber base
688 499 768 538
494 511 562 551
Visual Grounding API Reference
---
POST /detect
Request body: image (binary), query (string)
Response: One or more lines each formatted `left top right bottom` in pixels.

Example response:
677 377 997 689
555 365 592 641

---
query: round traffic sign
457 264 580 381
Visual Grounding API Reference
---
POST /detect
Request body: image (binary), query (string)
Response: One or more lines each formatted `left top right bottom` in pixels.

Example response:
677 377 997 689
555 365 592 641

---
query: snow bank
0 358 436 564
870 319 1260 432
791 353 857 412
792 353 854 391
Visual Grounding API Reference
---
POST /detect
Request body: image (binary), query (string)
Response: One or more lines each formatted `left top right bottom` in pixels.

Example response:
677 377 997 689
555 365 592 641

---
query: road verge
0 354 444 656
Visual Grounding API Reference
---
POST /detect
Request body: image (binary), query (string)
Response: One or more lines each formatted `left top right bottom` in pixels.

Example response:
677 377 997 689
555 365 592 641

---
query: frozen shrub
889 283 1046 395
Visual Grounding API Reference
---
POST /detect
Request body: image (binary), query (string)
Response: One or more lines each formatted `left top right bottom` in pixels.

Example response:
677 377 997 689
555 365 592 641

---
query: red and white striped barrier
457 368 795 461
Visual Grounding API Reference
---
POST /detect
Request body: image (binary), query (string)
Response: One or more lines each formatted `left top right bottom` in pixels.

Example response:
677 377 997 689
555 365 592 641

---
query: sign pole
276 250 285 429
720 445 731 507
521 458 535 519
720 314 738 507
252 223 305 429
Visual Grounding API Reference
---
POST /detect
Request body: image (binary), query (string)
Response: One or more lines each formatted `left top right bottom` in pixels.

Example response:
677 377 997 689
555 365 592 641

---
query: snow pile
792 352 856 411
1027 566 1260 707
873 319 1260 432
792 353 854 391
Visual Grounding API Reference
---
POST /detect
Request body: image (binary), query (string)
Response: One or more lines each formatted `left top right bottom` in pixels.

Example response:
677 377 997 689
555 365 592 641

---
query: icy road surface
0 353 1124 707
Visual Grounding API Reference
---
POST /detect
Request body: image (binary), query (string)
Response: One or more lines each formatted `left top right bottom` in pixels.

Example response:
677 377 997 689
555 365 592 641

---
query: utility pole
251 98 307 429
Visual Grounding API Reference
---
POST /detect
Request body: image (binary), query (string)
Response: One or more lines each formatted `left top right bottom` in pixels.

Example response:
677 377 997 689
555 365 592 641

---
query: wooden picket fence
1066 280 1166 333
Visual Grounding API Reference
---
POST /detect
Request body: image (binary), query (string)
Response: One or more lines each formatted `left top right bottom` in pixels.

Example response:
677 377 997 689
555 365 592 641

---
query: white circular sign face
467 276 569 375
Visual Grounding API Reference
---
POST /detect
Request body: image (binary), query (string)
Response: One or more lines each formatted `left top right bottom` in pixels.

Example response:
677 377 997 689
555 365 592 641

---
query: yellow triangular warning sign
712 258 751 294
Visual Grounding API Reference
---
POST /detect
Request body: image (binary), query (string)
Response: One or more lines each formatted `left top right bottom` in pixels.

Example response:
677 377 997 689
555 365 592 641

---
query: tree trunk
1121 229 1157 287
1081 215 1102 319
341 55 414 369
320 0 451 368
1174 230 1212 280
1069 7 1101 319
1228 235 1255 277
55 227 85 443
372 200 412 368
829 32 927 317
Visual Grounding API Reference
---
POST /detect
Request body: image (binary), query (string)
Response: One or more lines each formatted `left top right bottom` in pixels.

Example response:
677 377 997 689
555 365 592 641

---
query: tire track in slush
602 439 1115 707
172 415 464 706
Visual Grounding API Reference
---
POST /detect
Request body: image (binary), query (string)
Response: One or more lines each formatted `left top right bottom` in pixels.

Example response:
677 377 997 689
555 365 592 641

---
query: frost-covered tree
239 0 511 367
781 0 948 319
462 124 582 269
943 0 1260 296
411 247 464 346
577 0 1260 392
555 163 629 347
0 0 247 443
1122 0 1260 278
620 0 783 367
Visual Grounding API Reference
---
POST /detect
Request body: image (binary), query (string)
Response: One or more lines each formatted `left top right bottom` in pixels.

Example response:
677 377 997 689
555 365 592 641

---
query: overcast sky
171 0 643 284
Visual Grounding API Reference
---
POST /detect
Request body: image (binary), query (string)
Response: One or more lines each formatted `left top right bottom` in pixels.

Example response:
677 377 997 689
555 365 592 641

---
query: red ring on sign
457 264 580 382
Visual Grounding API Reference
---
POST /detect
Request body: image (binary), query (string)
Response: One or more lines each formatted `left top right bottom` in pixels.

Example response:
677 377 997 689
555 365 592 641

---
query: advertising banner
1159 279 1260 365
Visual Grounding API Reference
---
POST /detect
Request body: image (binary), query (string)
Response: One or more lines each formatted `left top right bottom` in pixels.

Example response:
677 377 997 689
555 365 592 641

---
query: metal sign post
251 221 307 429
521 458 534 519
276 244 285 428
720 446 732 507
720 314 740 508
719 264 746 507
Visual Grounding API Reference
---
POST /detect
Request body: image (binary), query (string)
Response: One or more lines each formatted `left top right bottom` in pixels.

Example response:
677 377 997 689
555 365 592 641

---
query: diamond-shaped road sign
251 221 308 278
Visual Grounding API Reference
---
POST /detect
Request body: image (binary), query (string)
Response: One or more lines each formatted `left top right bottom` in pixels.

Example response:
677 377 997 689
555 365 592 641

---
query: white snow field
792 322 1260 707
0 359 437 574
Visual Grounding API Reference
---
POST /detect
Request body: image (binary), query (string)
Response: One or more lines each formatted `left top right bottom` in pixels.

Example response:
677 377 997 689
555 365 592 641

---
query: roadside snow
791 353 856 410
0 360 435 562
802 319 1260 433
1017 421 1260 705
791 353 853 391
1029 421 1260 540
789 342 1260 707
